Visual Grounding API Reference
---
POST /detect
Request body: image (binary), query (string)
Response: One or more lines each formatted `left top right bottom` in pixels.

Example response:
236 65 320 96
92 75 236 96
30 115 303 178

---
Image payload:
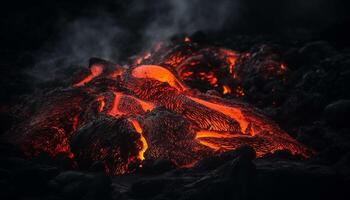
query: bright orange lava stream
197 140 222 151
128 118 148 160
108 92 156 116
195 130 251 151
188 96 252 134
132 65 188 91
108 92 123 116
138 99 156 113
74 64 104 87
195 130 248 139
107 92 153 160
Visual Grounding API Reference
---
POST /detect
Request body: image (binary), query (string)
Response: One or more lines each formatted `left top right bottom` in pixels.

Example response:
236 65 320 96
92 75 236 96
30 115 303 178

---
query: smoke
31 15 127 81
30 0 240 81
30 0 338 81
54 17 124 63
131 0 240 45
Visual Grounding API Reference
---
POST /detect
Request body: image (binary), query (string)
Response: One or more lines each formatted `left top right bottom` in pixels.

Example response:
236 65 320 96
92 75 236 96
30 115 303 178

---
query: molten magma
195 130 254 151
132 65 187 91
109 92 123 115
188 96 251 134
223 85 231 95
96 96 106 112
128 118 148 160
195 131 241 151
74 64 104 87
196 130 247 139
9 42 312 175
107 93 153 160
219 48 237 75
108 92 155 116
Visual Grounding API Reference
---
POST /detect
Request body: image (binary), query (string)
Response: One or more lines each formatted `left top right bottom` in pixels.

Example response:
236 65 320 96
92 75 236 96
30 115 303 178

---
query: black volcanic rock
0 159 59 198
255 161 348 200
227 146 257 200
140 158 176 174
324 100 350 128
193 145 256 171
71 117 141 174
298 41 336 64
130 178 169 198
50 171 112 200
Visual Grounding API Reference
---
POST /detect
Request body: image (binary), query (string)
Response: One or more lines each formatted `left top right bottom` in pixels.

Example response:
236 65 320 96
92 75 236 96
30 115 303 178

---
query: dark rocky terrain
1 0 350 199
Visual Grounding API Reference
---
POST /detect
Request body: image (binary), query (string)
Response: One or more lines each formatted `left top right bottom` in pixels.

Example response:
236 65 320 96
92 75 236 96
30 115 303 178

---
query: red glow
188 96 251 134
222 85 231 95
97 96 106 112
131 65 188 91
14 40 311 175
74 64 104 87
108 92 155 117
128 118 148 160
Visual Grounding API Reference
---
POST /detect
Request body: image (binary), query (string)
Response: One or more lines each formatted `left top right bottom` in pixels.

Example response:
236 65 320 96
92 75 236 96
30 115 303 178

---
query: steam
132 0 240 43
30 0 333 82
31 15 126 81
31 0 240 81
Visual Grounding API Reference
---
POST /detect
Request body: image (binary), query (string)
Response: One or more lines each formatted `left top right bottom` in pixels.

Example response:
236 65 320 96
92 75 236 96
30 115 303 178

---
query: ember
7 40 312 175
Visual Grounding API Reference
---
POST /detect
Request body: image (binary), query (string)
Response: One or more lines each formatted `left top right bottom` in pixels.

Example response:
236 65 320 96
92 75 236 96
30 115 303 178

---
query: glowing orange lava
108 92 155 116
188 96 251 134
196 130 249 139
199 71 218 86
109 92 123 116
222 85 231 95
128 118 148 160
109 68 124 79
97 96 106 112
131 65 188 91
220 49 237 75
74 64 104 87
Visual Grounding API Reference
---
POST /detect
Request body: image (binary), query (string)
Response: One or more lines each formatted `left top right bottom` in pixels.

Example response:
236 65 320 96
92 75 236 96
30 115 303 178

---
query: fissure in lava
7 38 312 175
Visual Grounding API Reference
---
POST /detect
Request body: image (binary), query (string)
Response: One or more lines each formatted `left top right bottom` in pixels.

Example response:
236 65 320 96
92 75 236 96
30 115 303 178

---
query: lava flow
7 38 312 175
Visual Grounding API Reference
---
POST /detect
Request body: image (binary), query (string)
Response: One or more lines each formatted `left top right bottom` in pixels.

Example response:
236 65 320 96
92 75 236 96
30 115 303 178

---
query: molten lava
128 118 147 160
131 65 187 91
7 39 312 175
187 96 251 134
74 64 104 87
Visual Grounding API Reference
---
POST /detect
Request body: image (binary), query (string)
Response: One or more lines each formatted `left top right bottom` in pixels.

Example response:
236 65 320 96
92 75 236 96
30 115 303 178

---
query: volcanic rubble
1 36 350 200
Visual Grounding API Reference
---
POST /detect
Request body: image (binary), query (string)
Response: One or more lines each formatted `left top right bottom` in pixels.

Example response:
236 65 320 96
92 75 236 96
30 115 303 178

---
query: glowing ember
222 85 231 95
219 48 237 75
235 86 245 97
97 96 106 112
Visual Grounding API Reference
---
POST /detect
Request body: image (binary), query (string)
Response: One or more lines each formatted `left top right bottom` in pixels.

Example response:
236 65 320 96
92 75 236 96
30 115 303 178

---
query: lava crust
6 42 312 175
